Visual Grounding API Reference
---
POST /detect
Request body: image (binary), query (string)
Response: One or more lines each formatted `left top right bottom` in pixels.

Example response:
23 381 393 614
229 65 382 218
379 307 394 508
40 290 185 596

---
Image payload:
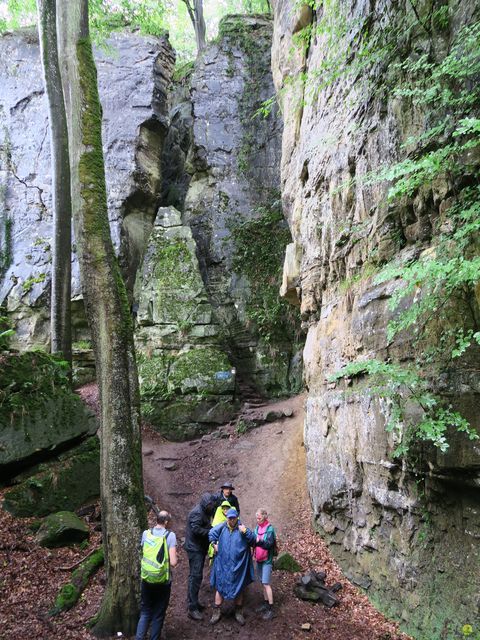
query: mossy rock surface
36 511 89 548
139 348 236 439
168 348 235 395
144 396 237 441
0 351 96 470
274 552 302 572
3 437 100 517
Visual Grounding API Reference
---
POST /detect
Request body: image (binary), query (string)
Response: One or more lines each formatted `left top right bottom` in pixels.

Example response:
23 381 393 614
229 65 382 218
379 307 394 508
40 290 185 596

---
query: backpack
273 531 279 557
141 530 171 584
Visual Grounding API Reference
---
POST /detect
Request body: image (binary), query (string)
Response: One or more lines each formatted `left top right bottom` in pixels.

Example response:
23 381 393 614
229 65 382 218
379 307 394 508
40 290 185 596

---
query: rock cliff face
271 0 480 637
182 14 302 394
0 29 174 349
134 14 303 439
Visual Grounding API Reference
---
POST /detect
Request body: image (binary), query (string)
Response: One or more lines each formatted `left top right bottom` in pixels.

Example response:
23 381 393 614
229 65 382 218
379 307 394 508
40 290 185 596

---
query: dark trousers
135 580 171 640
187 550 206 611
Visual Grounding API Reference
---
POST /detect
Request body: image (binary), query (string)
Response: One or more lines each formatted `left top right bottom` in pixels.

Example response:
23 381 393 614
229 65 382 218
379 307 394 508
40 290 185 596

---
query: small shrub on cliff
329 359 479 457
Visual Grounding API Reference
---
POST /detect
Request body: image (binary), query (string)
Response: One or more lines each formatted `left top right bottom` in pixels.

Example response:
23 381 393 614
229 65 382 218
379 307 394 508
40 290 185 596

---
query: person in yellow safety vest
208 500 231 562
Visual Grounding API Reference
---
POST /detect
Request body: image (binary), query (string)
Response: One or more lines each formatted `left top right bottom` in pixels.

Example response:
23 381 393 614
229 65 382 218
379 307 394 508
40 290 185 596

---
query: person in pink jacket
253 508 277 620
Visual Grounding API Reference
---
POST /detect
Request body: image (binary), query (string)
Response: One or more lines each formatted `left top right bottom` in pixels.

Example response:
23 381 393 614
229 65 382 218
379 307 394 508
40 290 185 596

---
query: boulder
0 352 96 476
2 437 100 517
36 511 89 548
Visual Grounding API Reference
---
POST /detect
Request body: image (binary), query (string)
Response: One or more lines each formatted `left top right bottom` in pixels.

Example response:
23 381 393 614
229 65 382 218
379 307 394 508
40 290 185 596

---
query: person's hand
239 524 247 534
213 543 218 554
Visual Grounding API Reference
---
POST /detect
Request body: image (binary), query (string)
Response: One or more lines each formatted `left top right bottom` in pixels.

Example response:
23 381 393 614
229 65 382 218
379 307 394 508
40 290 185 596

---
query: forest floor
0 392 412 640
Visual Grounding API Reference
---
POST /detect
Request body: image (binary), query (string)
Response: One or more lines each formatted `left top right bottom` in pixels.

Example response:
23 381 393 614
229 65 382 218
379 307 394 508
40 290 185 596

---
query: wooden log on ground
301 571 326 588
312 570 327 583
294 585 322 602
295 572 341 608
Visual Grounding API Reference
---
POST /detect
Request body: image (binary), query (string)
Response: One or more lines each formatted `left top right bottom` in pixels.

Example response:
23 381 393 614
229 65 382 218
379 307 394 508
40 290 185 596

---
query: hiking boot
234 609 246 626
262 608 274 620
210 607 222 625
188 609 203 621
255 602 269 613
197 603 206 611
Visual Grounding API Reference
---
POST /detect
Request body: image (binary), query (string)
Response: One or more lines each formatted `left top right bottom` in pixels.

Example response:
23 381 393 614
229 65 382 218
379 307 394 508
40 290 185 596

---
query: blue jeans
186 550 206 611
135 580 171 640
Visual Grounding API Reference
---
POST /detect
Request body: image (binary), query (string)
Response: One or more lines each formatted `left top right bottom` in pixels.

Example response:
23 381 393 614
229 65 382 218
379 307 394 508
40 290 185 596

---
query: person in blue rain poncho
208 508 256 626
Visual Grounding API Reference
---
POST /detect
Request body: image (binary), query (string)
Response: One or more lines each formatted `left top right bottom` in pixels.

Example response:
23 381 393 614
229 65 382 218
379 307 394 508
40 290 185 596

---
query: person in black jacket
185 492 216 620
213 481 240 514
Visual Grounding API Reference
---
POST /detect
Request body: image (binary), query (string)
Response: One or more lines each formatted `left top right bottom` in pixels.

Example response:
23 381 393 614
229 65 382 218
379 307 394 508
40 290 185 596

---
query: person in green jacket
208 500 231 561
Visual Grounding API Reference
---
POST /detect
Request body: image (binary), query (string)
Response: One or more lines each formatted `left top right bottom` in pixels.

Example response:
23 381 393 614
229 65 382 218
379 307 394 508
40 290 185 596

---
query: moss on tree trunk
57 1 146 635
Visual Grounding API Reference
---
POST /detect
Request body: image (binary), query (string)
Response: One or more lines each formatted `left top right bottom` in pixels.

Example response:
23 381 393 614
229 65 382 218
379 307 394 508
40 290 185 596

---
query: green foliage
0 0 36 33
329 359 479 457
462 624 480 639
88 0 167 40
21 272 46 293
0 0 167 38
72 340 92 350
172 60 195 83
230 201 300 345
235 418 248 435
0 351 71 417
314 13 480 456
0 314 14 350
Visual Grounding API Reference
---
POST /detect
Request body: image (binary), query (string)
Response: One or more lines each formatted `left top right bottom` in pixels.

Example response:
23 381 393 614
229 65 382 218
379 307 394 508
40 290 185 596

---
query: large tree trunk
56 1 146 635
36 0 72 366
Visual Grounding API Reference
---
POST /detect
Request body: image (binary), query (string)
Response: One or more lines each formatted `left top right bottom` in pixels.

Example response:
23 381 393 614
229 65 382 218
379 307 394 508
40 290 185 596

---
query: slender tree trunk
182 0 206 53
36 0 72 367
56 1 146 635
194 0 206 52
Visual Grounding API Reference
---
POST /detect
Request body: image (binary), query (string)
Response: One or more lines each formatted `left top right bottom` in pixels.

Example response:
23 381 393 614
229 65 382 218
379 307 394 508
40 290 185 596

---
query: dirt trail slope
141 394 410 640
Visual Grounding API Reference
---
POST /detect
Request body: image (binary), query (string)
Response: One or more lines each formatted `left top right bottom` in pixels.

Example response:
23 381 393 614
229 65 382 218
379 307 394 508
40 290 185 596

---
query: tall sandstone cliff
271 1 480 637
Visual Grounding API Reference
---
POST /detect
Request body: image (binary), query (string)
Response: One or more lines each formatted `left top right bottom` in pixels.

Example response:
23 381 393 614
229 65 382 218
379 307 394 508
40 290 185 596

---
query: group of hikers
136 482 277 640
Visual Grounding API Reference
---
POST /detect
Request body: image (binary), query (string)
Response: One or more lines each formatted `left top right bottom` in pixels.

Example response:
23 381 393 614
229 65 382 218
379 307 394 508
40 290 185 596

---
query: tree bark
56 1 146 635
36 0 72 367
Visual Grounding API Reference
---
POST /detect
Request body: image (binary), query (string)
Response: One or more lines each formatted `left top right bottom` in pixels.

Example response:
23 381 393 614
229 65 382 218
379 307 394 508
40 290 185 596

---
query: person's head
200 492 215 515
157 510 171 526
221 500 231 515
226 507 239 528
221 482 234 498
255 508 268 525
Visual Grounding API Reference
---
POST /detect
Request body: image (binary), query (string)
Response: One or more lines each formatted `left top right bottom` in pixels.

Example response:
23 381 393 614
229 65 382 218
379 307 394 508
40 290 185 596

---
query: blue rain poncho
208 521 256 600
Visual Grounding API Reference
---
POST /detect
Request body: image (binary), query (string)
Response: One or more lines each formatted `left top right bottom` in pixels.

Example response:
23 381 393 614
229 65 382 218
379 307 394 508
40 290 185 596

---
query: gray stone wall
271 0 480 637
183 14 302 393
0 28 174 349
